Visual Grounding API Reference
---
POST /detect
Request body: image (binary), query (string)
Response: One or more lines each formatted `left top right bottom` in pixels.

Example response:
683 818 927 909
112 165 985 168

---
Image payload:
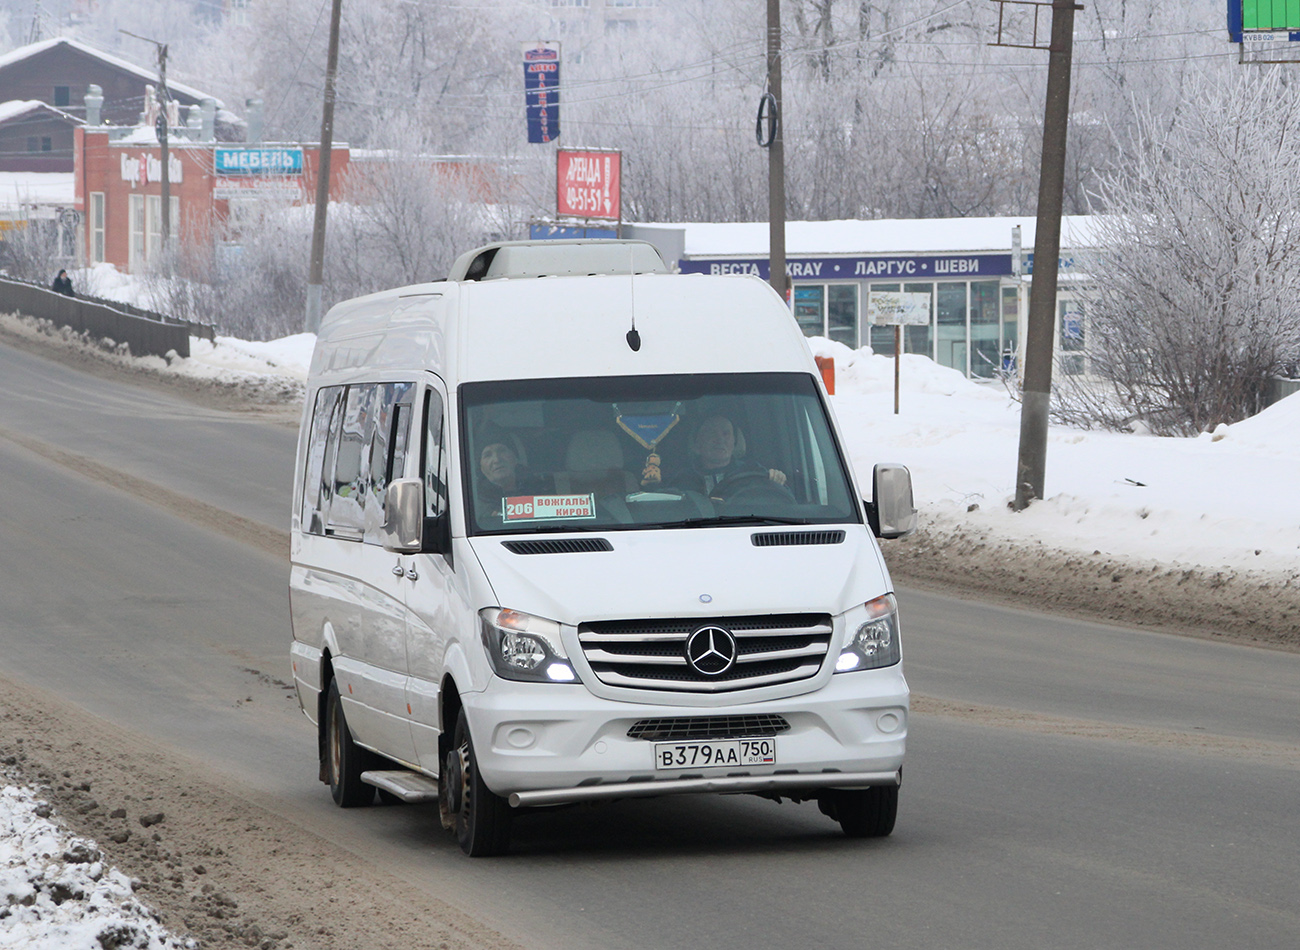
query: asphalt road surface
1 338 1297 950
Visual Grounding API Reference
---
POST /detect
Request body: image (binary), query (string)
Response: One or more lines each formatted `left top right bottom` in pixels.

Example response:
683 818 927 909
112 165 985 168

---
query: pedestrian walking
51 269 75 297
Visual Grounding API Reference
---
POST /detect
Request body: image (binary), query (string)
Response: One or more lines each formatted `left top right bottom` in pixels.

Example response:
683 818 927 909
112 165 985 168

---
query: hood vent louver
751 530 846 547
503 538 613 555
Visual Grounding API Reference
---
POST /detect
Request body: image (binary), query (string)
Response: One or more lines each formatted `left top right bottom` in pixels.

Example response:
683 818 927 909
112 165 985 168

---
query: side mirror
866 463 917 540
381 478 425 553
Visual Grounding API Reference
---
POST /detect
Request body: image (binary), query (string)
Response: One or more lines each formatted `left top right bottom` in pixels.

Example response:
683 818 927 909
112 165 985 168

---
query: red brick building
75 128 349 273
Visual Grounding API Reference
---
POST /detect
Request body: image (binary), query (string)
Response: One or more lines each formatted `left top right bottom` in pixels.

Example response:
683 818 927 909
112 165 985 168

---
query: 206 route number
654 738 776 770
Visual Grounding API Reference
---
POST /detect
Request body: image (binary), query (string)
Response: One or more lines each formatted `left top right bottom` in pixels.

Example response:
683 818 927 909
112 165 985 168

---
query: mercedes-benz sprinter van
289 240 916 856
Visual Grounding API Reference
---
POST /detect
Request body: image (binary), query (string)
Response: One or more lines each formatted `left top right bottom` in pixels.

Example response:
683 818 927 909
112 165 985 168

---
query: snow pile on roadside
0 312 310 401
807 336 1300 577
72 263 162 312
0 768 192 949
164 333 314 385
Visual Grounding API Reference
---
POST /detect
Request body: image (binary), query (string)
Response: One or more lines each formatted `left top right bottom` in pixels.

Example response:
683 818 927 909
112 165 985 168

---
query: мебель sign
214 147 304 176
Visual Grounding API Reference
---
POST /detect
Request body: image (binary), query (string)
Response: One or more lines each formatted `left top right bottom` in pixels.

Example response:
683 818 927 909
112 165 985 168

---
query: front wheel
325 678 375 808
439 709 513 856
820 784 898 838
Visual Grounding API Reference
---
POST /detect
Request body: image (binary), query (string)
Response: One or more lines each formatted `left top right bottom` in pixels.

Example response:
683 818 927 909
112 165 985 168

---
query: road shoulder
0 673 519 950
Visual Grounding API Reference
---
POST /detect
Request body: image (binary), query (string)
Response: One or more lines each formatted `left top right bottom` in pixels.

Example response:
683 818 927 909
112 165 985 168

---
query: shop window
1059 300 1086 375
793 285 825 337
1001 286 1020 371
936 283 967 374
903 282 934 358
827 284 857 348
969 281 1001 378
867 283 899 355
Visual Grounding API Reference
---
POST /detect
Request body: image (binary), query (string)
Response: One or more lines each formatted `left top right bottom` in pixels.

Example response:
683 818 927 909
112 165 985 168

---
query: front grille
502 538 613 555
752 530 846 547
578 613 833 693
628 714 792 742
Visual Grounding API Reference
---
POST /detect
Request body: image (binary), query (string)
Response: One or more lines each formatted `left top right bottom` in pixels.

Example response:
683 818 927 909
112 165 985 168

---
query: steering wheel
712 470 796 504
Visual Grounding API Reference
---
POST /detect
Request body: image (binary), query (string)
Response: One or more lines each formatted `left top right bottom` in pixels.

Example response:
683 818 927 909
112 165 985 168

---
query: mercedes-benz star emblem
685 625 737 676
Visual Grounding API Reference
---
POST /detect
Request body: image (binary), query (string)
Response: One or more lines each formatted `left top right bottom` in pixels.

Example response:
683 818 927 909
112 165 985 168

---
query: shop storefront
624 218 1097 380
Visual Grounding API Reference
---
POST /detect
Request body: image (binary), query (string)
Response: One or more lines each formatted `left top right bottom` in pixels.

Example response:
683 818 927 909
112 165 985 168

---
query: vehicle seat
555 430 639 496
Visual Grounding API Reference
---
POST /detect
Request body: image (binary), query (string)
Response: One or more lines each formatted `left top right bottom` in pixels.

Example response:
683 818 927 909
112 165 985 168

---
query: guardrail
0 276 215 359
1268 376 1300 407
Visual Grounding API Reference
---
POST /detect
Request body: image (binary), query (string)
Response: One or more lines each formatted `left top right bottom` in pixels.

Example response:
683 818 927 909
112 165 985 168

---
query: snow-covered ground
0 765 194 949
3 304 1297 945
806 336 1300 577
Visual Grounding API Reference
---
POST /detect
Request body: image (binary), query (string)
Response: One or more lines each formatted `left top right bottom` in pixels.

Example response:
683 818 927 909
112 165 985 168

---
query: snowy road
1 336 1298 950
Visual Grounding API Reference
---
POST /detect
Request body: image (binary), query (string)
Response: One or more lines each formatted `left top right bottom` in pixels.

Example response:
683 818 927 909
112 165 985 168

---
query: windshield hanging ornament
614 403 681 487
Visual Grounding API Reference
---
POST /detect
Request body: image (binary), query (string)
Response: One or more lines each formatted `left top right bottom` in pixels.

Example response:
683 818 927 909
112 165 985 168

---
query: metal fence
0 276 214 359
1268 376 1300 407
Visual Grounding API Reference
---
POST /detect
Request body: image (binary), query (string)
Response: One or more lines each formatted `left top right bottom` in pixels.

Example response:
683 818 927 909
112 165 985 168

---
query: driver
678 414 787 497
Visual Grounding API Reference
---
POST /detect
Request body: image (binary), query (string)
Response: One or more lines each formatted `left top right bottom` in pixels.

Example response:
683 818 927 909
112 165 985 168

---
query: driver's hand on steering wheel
768 468 787 486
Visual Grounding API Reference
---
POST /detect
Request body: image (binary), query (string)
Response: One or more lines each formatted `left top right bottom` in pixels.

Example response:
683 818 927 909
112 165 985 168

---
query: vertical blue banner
523 42 561 144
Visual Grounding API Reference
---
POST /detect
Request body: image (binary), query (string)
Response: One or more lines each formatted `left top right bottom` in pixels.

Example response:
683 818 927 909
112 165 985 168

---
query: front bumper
464 666 908 807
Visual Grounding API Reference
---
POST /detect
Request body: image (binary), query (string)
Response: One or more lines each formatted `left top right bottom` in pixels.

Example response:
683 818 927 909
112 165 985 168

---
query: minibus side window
302 385 345 536
422 389 448 522
326 385 376 540
363 382 415 545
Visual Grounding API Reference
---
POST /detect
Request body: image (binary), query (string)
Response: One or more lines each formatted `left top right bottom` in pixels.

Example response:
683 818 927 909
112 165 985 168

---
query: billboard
1229 1 1300 41
556 149 621 222
523 42 560 144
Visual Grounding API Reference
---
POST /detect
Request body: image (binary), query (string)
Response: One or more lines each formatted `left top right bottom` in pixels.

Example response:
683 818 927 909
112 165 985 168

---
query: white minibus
289 240 916 855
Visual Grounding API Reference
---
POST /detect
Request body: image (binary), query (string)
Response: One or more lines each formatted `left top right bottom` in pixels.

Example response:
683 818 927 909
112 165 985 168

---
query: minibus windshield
461 373 861 535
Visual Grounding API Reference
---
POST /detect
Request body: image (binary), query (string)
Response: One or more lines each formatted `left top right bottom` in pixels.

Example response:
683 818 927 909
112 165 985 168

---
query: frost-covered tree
1077 68 1300 435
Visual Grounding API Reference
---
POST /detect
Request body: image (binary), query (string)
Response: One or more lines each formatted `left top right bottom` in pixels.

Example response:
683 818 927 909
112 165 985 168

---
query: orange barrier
814 355 835 395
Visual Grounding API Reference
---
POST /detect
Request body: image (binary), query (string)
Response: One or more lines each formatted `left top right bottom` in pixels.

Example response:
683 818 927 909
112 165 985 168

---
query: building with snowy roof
0 36 241 157
624 217 1100 380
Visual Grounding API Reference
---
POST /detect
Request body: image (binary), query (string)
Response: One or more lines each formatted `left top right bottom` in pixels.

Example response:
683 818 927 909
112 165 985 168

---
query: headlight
479 608 578 683
835 593 901 672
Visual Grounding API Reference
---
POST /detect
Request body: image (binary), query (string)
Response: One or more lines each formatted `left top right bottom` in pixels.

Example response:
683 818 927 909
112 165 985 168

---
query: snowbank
0 767 191 949
806 336 1300 576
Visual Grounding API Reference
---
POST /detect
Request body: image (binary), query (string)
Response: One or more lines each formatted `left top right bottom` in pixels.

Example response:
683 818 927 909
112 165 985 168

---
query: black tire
824 785 898 838
325 678 375 808
439 709 512 856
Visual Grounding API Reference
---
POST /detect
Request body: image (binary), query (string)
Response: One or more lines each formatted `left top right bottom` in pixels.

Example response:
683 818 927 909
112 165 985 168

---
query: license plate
654 738 777 770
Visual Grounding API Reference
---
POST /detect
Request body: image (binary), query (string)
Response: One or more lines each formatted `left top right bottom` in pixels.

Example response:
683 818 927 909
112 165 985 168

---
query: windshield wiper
503 522 615 534
672 514 814 528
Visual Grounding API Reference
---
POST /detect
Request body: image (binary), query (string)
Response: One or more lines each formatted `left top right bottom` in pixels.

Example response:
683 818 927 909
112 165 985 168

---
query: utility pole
765 0 787 300
157 44 170 249
28 2 45 43
305 0 344 334
996 0 1079 510
121 32 171 256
